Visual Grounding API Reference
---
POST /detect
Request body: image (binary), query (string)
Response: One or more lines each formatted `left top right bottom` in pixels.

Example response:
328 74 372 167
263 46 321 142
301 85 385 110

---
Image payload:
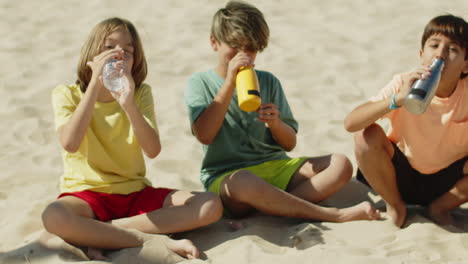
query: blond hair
76 17 147 92
211 1 269 52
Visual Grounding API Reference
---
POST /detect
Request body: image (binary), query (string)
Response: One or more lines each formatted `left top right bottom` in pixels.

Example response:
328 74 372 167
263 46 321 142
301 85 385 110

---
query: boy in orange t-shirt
344 14 468 228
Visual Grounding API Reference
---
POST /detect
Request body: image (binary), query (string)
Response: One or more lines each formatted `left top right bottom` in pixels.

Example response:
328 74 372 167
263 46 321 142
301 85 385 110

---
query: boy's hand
110 61 136 110
87 48 125 87
396 66 431 106
257 103 280 128
226 51 254 86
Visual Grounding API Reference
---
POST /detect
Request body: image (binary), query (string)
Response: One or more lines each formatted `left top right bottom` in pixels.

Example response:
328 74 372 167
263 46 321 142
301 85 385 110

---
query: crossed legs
218 153 380 222
354 123 468 228
428 161 468 226
41 190 222 259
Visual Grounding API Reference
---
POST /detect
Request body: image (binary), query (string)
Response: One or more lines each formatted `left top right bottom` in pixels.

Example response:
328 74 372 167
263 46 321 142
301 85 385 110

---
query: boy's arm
343 98 394 132
258 103 296 151
58 48 125 153
58 78 100 153
344 67 430 132
192 80 236 145
192 52 252 145
267 120 296 151
124 101 161 159
115 73 160 159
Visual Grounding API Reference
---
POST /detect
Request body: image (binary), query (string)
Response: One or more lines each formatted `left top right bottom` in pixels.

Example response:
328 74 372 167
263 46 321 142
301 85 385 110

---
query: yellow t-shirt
52 83 157 194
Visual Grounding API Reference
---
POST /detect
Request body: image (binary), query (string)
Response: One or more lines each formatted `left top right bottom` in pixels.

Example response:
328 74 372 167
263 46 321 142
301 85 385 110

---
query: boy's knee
199 192 223 224
354 124 386 155
41 202 73 235
224 170 261 200
331 153 353 182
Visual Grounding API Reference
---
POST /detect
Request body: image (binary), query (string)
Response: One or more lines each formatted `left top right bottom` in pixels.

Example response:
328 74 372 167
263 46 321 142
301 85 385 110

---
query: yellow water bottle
236 66 261 112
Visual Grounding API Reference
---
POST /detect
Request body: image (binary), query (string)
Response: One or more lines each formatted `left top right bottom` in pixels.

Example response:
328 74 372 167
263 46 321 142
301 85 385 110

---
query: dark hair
421 14 468 79
421 14 468 58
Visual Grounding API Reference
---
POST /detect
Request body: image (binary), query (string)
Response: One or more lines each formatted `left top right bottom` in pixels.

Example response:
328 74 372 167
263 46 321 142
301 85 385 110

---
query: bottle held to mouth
102 59 124 92
236 66 261 112
404 58 444 114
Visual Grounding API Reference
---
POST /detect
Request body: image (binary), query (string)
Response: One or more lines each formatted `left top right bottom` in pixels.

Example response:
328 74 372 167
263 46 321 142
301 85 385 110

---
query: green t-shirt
52 83 157 194
185 69 298 189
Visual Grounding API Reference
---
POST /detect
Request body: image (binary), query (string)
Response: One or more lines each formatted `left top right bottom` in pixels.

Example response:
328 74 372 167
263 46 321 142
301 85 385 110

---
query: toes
87 247 107 260
371 209 381 220
187 244 200 259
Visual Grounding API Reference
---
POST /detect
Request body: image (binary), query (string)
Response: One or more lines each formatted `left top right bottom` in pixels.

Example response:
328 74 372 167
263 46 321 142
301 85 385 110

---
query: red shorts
59 187 174 222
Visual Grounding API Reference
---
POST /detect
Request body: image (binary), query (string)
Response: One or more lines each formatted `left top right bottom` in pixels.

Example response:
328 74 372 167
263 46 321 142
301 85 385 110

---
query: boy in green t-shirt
185 1 380 222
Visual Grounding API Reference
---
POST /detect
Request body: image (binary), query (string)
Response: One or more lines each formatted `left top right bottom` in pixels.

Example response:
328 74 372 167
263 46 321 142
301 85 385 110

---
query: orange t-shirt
370 75 468 174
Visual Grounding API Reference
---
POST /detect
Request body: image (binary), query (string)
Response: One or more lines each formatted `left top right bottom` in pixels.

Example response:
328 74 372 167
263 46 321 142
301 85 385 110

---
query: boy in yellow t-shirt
345 14 468 228
41 17 222 260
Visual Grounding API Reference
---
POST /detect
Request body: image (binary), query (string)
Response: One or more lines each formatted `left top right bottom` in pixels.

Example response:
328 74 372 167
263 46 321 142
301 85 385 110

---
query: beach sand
1 0 468 263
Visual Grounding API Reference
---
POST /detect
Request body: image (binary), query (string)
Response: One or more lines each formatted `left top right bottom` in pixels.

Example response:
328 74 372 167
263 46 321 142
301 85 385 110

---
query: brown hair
76 17 147 92
211 1 269 52
421 14 468 59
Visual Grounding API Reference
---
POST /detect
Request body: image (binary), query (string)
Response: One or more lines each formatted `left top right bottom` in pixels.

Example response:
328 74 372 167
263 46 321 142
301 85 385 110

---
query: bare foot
338 201 381 222
86 247 107 260
386 202 407 227
38 231 89 260
165 238 199 259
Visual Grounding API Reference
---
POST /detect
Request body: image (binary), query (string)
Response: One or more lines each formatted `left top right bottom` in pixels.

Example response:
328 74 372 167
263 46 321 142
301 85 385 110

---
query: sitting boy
185 0 380 222
344 14 468 227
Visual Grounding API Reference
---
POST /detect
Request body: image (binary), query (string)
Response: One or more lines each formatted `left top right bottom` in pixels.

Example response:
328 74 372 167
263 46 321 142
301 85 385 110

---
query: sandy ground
1 0 468 263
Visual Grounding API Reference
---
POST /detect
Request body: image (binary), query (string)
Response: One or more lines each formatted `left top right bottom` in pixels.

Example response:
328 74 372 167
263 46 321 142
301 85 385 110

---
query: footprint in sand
32 154 45 166
342 247 373 256
375 234 398 245
250 236 286 255
289 226 323 250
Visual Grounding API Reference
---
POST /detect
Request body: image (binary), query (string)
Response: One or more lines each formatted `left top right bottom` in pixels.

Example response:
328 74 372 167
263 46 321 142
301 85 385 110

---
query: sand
1 0 468 263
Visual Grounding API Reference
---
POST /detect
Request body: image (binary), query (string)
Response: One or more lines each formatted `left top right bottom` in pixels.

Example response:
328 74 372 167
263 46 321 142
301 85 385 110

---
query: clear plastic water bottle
102 59 123 92
404 58 445 114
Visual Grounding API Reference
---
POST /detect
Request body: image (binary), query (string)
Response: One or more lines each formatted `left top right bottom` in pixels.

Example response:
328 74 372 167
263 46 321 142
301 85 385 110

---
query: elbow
281 138 296 152
193 128 214 145
60 139 79 153
146 149 160 159
284 142 296 152
284 146 295 152
196 134 213 145
145 145 161 159
58 128 79 153
62 144 79 153
343 116 357 133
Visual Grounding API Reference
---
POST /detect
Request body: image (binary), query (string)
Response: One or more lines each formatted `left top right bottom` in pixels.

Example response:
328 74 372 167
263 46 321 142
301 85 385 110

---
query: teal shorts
208 157 309 200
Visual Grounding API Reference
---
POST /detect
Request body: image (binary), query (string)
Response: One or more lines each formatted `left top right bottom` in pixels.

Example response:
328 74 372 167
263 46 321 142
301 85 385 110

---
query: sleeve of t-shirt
136 83 158 131
52 85 77 131
185 73 209 125
369 74 404 119
269 74 299 133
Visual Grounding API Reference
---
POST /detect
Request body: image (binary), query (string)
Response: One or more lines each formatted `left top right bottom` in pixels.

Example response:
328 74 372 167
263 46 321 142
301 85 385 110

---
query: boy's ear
210 35 218 51
463 59 468 74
